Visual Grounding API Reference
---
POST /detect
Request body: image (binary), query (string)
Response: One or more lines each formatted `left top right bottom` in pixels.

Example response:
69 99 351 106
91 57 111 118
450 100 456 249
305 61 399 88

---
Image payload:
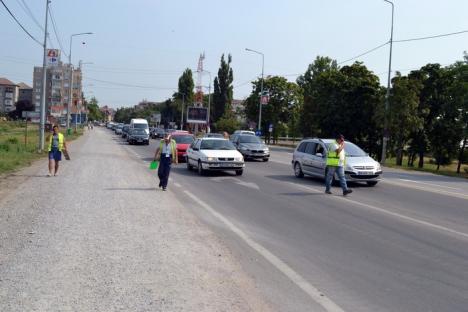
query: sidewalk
0 129 271 311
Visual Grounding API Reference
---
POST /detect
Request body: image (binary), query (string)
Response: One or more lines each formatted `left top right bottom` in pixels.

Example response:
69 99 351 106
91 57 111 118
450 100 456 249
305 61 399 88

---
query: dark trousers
158 156 172 188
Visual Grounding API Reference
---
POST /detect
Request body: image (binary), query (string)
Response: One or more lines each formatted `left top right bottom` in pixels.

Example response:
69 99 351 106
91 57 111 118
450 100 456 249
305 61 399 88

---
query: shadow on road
104 187 157 191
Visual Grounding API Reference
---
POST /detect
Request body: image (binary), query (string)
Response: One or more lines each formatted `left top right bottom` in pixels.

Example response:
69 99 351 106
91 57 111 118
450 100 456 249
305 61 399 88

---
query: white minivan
130 118 149 135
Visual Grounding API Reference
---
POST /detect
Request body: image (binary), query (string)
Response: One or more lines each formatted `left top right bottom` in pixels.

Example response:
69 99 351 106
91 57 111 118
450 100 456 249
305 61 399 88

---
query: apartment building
32 63 82 118
0 77 19 113
17 82 33 104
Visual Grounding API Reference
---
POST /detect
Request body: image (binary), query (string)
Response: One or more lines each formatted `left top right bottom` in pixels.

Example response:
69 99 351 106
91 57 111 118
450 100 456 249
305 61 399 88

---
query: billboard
187 107 207 124
46 49 60 67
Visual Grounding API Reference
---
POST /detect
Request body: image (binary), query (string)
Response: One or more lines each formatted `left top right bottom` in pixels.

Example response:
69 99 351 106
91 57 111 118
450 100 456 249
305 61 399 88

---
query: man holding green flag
153 133 178 191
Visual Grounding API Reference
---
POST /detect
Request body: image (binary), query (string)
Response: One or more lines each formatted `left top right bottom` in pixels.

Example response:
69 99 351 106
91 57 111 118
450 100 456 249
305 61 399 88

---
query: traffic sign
268 124 273 133
255 130 263 136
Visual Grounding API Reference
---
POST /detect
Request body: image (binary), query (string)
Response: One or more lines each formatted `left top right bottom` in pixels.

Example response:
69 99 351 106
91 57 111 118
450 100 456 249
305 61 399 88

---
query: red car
171 131 195 162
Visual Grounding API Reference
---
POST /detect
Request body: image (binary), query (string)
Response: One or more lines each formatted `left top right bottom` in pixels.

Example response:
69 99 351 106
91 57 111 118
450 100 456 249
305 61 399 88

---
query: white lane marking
174 182 182 188
210 177 260 190
183 190 345 312
269 159 292 166
382 179 468 200
398 178 462 190
289 182 468 240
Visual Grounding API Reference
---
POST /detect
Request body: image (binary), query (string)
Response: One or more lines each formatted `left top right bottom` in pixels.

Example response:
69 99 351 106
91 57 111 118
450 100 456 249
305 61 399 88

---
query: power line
0 0 42 46
394 30 468 43
15 0 44 31
48 5 67 57
85 77 176 90
338 41 389 65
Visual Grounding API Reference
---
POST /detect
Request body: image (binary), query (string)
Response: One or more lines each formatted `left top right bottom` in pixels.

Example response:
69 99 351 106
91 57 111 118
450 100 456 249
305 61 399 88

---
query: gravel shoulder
0 129 272 311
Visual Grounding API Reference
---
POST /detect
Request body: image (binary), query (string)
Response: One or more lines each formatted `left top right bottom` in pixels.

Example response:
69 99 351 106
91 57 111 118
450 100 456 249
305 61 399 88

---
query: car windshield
344 142 367 157
132 129 146 135
173 135 194 144
200 140 236 150
239 136 262 144
133 124 148 129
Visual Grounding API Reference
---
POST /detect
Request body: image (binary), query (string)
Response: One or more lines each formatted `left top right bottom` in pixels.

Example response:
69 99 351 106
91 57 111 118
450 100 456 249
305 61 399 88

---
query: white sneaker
47 173 52 177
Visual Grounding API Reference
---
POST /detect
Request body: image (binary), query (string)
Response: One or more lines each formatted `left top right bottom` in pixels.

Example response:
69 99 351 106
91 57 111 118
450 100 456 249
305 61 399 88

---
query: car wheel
186 157 192 170
263 157 269 162
235 169 243 176
197 160 205 176
367 181 378 186
146 142 150 145
294 162 304 178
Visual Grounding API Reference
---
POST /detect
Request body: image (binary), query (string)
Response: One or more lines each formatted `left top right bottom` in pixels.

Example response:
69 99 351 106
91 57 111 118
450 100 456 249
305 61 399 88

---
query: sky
1 0 467 109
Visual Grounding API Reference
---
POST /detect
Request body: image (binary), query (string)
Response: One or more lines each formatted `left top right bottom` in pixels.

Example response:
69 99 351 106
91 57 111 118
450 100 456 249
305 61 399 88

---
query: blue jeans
325 166 348 192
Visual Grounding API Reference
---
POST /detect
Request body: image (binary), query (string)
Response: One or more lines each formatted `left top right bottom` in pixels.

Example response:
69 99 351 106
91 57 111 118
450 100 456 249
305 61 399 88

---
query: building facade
32 63 82 121
17 82 33 104
0 78 19 113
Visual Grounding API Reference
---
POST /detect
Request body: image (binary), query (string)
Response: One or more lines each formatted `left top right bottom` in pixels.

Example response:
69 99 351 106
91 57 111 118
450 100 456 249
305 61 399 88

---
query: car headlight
234 157 243 162
376 162 382 171
206 157 216 162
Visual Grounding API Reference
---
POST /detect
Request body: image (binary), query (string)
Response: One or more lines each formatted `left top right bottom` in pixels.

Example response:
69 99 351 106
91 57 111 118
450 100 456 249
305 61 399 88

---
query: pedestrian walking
153 133 178 191
223 131 229 140
46 125 67 177
325 134 352 196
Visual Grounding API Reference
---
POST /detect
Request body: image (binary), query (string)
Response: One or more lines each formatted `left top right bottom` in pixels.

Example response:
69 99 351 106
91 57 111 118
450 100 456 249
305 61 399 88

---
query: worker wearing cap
325 134 352 196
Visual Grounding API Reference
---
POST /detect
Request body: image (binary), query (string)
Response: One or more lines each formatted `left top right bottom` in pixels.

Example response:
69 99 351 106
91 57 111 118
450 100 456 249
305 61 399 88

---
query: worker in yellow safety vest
325 134 352 196
153 133 178 191
47 125 67 177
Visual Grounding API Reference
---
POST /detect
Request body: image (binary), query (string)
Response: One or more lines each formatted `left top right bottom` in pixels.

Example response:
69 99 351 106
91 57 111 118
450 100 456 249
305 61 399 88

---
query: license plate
138 139 143 142
358 171 373 175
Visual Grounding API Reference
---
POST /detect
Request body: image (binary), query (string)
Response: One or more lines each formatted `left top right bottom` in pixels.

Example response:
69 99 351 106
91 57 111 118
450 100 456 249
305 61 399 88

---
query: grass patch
0 121 83 175
385 156 468 179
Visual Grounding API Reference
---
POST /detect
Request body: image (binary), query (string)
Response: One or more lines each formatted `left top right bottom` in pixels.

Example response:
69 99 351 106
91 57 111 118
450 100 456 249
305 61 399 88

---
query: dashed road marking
184 190 345 312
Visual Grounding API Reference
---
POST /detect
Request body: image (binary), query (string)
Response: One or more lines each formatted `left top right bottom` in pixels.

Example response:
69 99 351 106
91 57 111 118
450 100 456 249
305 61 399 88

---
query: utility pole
381 0 394 164
39 0 50 152
180 92 185 130
245 48 264 132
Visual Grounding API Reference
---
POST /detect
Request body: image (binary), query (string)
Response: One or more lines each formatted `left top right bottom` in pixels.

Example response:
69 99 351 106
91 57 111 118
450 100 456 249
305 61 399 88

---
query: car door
187 139 198 165
310 142 327 177
302 142 317 175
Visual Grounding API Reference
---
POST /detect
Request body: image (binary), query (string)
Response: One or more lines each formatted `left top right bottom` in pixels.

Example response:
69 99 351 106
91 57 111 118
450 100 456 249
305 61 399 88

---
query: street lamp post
201 70 212 133
245 48 264 132
77 60 93 129
38 0 50 151
179 92 185 130
381 0 394 164
67 32 93 131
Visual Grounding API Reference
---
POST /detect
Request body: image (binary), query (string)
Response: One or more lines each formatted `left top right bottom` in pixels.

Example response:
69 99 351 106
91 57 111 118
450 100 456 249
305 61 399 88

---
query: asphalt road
119 130 467 312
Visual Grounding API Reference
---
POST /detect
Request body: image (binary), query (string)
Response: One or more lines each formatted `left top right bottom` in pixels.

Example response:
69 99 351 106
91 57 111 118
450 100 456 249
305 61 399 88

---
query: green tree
297 56 338 137
86 97 104 121
454 53 468 173
212 54 234 125
388 73 423 165
244 76 302 142
9 99 34 119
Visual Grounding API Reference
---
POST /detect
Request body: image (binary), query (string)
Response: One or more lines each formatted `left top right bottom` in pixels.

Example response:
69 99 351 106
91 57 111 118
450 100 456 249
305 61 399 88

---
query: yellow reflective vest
326 141 344 167
48 133 64 152
158 139 177 159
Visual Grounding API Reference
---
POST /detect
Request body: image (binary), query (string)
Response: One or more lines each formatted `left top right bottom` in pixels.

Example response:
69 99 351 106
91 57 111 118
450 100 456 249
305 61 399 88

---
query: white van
130 118 149 134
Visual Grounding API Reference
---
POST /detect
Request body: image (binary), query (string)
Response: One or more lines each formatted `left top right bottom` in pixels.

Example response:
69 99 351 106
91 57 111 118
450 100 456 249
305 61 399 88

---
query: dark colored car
151 128 165 139
127 129 150 145
121 125 130 138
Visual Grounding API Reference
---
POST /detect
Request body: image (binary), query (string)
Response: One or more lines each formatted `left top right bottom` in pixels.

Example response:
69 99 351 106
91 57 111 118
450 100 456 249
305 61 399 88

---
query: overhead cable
49 5 68 57
1 0 42 46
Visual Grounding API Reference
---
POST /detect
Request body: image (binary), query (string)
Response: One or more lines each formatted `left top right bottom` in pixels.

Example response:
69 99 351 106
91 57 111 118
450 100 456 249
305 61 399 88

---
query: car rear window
133 124 148 129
